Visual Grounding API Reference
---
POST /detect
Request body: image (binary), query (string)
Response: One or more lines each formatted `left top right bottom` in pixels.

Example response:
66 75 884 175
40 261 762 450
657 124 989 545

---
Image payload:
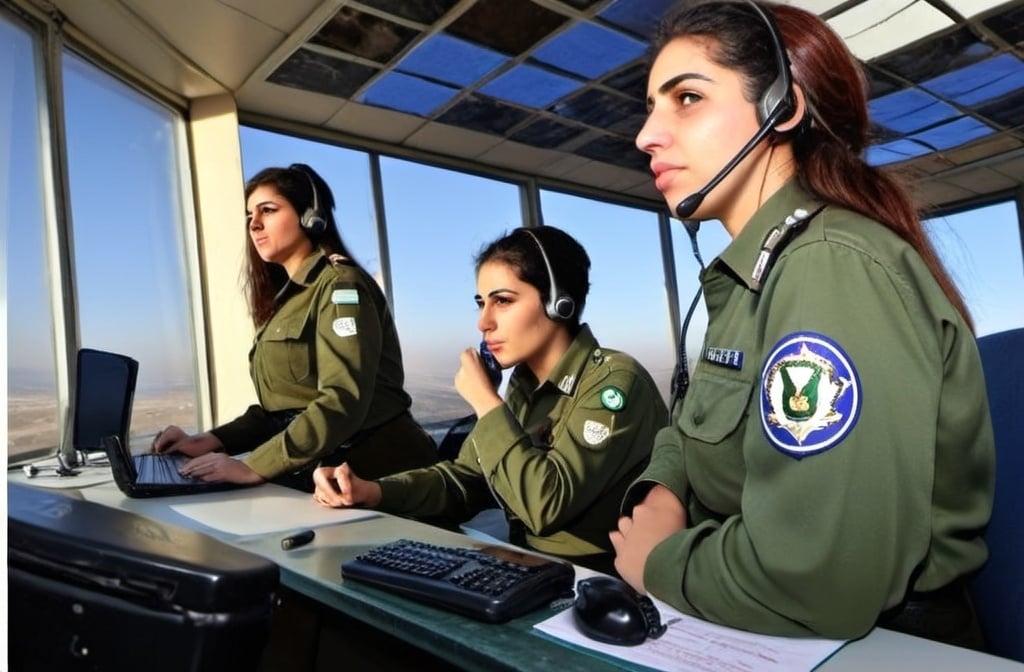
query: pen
281 529 315 551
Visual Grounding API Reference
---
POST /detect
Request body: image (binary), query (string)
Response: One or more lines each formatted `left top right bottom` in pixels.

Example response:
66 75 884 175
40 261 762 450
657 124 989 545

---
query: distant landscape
8 374 472 461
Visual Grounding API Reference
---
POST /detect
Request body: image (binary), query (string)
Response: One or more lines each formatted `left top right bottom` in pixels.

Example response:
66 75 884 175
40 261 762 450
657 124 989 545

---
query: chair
969 327 1024 662
436 413 478 462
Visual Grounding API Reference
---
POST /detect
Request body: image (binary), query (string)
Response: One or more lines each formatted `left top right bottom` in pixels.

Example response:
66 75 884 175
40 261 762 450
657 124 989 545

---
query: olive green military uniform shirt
210 251 434 479
378 325 668 562
623 180 994 639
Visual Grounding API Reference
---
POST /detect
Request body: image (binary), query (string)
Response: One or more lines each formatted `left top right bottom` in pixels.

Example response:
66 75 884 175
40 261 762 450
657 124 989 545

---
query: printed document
535 597 847 672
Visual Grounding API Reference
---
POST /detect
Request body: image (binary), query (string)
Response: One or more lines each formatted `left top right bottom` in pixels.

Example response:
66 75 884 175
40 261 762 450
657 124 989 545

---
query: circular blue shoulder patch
760 331 861 458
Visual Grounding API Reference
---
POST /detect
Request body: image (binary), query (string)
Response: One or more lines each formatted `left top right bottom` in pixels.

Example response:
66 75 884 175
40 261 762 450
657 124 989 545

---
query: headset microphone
674 118 782 219
674 0 796 220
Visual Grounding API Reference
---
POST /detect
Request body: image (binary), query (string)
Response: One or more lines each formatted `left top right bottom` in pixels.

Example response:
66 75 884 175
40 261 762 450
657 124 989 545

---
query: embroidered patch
760 332 860 458
558 375 576 394
599 386 625 411
332 317 357 337
582 420 610 445
331 288 359 305
704 347 744 370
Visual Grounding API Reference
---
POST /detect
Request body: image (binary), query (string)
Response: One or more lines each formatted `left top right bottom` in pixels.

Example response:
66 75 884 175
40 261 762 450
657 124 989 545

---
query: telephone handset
479 341 502 389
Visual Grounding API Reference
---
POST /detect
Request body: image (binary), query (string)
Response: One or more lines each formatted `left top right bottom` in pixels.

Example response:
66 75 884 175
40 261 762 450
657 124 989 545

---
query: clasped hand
453 348 502 418
312 463 381 508
610 484 688 593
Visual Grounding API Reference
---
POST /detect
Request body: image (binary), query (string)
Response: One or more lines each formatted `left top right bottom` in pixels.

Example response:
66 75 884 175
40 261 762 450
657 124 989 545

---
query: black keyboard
341 539 574 623
133 453 194 485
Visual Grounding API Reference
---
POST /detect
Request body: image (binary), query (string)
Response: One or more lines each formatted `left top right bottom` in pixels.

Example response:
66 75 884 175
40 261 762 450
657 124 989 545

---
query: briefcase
8 482 279 672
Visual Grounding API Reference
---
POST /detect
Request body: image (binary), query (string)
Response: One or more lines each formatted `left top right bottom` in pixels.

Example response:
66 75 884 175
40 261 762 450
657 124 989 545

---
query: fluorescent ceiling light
942 0 1017 18
779 0 848 14
829 0 954 61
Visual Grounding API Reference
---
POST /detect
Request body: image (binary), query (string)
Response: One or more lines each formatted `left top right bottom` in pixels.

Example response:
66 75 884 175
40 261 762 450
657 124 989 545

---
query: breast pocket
260 321 313 384
679 372 755 444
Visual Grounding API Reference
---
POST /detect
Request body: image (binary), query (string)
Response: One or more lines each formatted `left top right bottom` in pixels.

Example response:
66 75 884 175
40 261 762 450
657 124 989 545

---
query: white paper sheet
169 486 378 535
535 597 847 672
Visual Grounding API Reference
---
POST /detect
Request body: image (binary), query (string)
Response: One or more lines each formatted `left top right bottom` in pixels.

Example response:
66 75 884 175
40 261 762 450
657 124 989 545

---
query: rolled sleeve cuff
378 473 412 511
642 520 716 616
241 443 290 480
468 404 521 473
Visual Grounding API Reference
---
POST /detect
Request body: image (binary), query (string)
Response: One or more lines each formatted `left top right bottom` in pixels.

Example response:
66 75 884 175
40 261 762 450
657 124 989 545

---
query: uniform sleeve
244 274 383 478
644 241 951 639
469 368 655 537
209 404 281 454
376 452 493 520
621 412 690 514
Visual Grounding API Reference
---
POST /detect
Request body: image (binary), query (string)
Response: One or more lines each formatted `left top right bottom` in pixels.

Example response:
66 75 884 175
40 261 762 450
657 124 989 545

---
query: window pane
382 158 519 432
541 190 675 403
239 127 380 276
926 201 1024 337
63 52 199 443
4 12 59 460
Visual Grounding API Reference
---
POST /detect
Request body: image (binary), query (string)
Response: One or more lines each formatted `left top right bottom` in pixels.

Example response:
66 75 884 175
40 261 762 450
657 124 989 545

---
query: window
926 200 1024 336
4 10 58 460
240 127 380 278
61 52 200 445
380 157 519 430
541 190 676 402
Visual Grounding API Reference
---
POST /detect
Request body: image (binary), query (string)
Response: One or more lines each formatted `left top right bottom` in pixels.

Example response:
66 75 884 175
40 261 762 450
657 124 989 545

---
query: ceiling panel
44 0 1024 211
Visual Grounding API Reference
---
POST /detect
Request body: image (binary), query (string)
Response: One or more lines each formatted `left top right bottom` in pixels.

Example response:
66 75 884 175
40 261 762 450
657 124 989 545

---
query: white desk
12 474 1023 672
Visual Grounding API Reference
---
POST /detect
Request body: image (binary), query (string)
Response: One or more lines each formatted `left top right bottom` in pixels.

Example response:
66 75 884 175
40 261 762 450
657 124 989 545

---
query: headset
521 228 576 321
674 0 797 219
289 164 327 236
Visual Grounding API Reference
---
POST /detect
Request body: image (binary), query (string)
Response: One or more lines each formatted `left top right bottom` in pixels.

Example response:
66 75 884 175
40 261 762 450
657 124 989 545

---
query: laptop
76 348 247 498
102 433 248 498
67 348 141 466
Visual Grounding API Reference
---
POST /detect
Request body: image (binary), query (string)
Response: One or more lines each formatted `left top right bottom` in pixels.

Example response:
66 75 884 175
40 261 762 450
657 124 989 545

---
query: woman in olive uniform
151 164 437 489
312 226 668 573
611 1 994 647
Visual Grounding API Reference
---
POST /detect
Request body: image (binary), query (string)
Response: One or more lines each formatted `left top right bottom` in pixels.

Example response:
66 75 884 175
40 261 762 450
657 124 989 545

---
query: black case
8 483 280 672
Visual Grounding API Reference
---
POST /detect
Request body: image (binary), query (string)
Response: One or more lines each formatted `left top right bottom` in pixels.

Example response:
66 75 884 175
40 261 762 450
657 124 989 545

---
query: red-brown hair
652 1 972 329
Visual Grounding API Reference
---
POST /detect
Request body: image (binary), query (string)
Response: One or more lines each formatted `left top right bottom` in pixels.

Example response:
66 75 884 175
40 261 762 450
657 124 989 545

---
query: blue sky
6 47 1024 395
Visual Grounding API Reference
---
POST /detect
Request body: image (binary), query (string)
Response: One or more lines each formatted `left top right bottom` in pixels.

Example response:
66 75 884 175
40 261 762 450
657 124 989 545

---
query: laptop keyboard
132 453 195 485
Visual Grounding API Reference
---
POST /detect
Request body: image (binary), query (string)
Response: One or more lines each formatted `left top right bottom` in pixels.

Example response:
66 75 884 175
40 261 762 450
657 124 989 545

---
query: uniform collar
715 179 823 291
289 249 328 287
511 323 599 396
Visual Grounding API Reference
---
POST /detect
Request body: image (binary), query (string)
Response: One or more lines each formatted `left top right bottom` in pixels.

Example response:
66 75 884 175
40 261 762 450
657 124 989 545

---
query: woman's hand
453 348 503 418
151 426 222 457
311 463 381 508
179 453 265 484
610 485 688 593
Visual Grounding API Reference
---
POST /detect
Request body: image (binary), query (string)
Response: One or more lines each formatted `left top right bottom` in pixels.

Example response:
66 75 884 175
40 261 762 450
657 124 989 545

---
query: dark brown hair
476 226 591 331
652 1 972 328
242 164 358 326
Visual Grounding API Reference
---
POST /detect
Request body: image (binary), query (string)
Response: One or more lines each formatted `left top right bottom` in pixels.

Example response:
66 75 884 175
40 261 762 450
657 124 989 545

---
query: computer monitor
63 348 138 467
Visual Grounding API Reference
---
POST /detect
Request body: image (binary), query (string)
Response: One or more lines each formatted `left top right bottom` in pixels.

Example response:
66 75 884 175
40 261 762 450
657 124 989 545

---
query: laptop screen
72 348 138 455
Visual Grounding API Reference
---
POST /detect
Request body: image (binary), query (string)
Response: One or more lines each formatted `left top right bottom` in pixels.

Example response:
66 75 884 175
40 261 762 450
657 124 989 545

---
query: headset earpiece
522 228 575 321
748 0 796 129
289 164 327 236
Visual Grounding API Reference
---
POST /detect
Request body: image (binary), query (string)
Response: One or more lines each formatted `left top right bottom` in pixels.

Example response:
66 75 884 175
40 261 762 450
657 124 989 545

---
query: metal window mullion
658 210 681 358
368 152 394 309
40 19 79 461
520 178 542 229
